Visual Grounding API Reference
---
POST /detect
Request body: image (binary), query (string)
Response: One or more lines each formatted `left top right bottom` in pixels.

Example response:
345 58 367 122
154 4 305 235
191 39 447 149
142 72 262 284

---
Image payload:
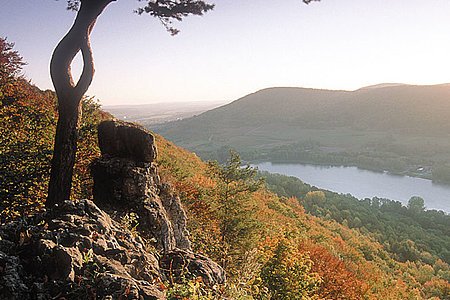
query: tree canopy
408 196 426 214
64 0 215 35
0 37 26 87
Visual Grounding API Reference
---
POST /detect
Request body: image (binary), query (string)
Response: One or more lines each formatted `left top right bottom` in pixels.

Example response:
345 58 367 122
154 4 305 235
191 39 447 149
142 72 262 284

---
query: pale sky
1 0 450 105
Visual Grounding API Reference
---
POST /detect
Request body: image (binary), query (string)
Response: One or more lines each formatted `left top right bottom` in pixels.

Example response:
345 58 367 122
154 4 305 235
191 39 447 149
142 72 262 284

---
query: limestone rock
98 120 157 163
92 124 190 252
91 120 224 290
93 120 192 251
91 157 177 252
159 184 191 250
0 200 165 300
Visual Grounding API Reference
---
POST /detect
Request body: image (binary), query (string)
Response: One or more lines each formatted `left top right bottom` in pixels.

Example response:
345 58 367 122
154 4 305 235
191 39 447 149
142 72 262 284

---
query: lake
254 162 450 213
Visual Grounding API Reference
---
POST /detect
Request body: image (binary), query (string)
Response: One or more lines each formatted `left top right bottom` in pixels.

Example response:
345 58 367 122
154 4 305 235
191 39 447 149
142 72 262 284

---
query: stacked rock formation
0 120 224 300
91 120 191 252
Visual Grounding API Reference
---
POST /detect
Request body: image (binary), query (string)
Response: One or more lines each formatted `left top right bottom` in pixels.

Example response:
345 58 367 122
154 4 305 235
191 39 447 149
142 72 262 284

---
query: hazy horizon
2 0 450 105
103 82 450 107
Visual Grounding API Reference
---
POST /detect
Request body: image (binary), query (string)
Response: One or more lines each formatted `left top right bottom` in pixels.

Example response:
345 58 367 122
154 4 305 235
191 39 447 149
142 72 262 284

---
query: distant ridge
358 83 407 90
154 83 450 168
158 83 450 135
103 101 225 127
358 83 450 91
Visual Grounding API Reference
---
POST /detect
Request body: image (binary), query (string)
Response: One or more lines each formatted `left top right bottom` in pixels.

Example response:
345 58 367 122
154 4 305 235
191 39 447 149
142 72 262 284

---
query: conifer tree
207 150 263 269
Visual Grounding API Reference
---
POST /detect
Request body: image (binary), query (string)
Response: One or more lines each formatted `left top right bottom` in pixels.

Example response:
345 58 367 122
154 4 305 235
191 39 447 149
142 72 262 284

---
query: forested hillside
2 40 449 299
155 136 450 299
159 84 450 136
262 171 450 264
156 85 450 181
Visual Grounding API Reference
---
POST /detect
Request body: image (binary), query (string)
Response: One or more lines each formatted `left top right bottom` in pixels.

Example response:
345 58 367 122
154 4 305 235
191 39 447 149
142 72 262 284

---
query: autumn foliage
155 138 449 299
0 37 108 222
1 38 449 299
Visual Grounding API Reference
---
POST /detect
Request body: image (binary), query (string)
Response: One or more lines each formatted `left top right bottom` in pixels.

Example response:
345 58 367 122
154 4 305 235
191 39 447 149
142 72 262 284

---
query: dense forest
261 171 450 264
1 38 450 299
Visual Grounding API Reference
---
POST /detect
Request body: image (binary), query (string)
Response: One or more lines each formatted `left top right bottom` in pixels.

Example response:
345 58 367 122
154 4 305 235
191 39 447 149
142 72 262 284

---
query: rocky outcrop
91 157 177 252
0 119 225 299
92 120 224 287
0 200 164 299
91 120 190 252
159 184 191 250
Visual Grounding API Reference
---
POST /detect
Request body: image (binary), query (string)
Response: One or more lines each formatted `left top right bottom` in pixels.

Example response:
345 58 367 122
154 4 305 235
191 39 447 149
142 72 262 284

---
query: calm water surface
254 162 450 213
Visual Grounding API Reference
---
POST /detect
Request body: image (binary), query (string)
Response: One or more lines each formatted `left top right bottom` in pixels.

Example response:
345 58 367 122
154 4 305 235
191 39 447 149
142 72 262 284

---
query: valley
153 85 450 183
103 101 225 127
4 1 450 297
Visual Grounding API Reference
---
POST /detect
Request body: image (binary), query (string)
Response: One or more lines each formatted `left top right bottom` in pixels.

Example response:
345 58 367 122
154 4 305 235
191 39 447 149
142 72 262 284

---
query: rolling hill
154 84 450 179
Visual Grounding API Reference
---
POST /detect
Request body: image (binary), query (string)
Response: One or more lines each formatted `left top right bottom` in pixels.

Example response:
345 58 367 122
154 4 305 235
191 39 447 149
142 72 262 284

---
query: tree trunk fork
47 0 114 207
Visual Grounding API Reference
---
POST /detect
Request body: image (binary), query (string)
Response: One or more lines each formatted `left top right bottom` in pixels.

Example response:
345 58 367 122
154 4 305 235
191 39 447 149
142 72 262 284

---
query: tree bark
46 0 113 208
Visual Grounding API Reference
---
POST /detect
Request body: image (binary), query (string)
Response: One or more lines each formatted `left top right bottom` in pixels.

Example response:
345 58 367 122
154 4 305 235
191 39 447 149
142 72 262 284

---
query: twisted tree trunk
46 0 113 207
